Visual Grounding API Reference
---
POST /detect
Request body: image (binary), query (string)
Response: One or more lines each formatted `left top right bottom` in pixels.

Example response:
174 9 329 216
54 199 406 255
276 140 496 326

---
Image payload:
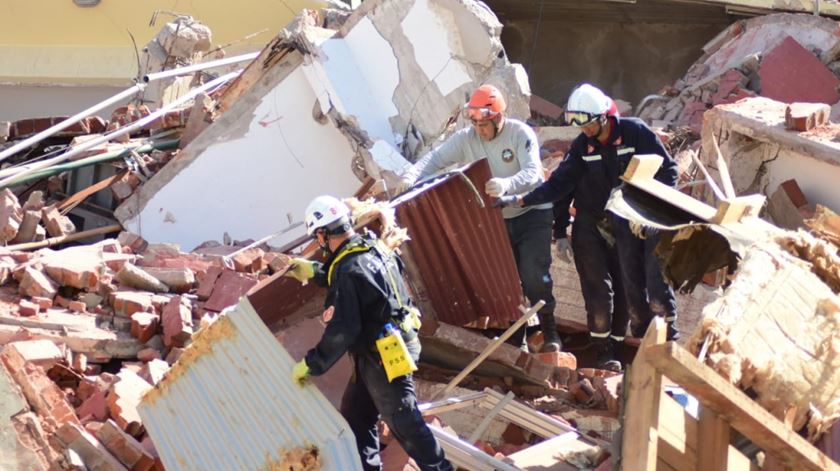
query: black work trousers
504 208 557 344
340 340 452 471
571 215 629 340
610 216 677 337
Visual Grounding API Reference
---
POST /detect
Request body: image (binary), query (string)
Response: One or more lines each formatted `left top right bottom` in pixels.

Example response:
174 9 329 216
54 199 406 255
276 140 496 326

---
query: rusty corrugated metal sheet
394 159 523 327
138 297 362 471
250 159 523 330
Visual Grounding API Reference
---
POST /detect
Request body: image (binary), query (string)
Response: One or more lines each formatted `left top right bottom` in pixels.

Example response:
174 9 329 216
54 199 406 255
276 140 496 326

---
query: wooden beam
621 317 668 470
710 133 737 200
697 406 731 471
623 154 664 181
621 155 719 221
431 301 544 400
713 195 766 224
644 342 840 471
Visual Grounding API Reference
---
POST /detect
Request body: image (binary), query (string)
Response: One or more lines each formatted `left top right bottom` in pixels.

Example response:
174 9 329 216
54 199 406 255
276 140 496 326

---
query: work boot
506 324 530 352
538 312 562 352
594 338 622 372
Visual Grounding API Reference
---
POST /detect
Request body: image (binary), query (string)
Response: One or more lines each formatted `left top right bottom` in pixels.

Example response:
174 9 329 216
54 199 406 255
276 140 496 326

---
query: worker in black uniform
284 195 453 471
550 189 629 371
497 83 679 355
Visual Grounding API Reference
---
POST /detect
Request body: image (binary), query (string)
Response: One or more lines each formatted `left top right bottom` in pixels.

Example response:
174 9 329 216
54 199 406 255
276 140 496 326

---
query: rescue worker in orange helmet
396 84 561 353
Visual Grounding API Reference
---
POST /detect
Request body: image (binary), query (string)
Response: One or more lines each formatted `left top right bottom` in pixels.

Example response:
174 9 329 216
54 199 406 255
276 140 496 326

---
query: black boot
666 320 680 341
594 338 622 372
538 312 562 352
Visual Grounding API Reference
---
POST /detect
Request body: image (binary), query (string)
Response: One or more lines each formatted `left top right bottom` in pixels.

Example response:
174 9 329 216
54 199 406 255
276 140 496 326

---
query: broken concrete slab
116 0 529 251
5 339 63 370
19 267 58 299
115 263 169 293
0 310 144 361
140 267 195 293
0 360 50 471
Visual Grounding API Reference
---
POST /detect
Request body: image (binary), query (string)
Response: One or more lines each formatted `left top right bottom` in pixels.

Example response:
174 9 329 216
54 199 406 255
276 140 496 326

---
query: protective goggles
564 111 599 126
463 105 499 122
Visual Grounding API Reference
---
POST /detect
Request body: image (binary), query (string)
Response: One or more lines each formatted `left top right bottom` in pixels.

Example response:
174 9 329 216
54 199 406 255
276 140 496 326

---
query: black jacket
525 116 678 237
305 234 415 376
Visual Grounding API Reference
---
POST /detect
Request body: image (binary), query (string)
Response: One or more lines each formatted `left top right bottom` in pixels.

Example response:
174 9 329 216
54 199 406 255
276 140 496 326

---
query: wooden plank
431 301 544 400
697 406 730 471
624 154 664 181
621 317 668 470
657 393 697 469
713 195 766 224
621 156 719 221
644 342 840 471
710 133 736 200
58 170 126 212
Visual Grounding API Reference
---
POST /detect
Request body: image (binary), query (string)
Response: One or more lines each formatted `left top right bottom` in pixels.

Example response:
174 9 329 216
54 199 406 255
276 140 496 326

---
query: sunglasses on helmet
463 105 499 122
564 111 599 126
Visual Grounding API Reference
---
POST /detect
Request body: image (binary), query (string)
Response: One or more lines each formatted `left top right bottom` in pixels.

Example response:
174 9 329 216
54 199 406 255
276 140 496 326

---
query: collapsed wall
115 0 530 251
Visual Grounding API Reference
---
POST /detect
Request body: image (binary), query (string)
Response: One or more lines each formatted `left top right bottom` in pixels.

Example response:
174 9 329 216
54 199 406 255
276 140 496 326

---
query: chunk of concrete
18 267 58 299
115 263 169 293
41 204 75 237
5 339 63 370
107 369 152 437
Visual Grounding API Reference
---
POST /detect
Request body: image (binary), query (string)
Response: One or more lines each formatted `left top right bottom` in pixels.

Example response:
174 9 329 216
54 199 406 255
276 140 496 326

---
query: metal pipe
143 51 258 83
5 223 122 252
1 138 180 189
0 83 146 163
0 70 241 188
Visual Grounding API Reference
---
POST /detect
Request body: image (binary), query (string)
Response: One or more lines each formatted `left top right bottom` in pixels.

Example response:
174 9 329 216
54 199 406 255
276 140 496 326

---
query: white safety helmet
565 83 612 126
304 195 351 236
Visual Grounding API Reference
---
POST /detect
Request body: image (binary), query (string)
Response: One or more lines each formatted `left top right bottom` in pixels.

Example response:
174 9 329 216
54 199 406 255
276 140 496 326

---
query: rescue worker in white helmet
496 83 680 369
396 84 561 353
284 195 453 471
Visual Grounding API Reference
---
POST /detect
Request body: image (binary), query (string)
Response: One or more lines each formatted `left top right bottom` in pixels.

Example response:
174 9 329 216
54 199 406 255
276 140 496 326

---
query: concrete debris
640 14 840 135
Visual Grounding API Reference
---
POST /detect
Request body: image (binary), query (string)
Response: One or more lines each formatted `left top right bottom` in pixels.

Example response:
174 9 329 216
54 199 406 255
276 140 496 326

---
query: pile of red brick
0 232 292 468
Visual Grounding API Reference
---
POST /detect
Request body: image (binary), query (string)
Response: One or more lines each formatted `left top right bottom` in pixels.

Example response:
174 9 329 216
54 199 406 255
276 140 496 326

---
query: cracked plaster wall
118 56 362 250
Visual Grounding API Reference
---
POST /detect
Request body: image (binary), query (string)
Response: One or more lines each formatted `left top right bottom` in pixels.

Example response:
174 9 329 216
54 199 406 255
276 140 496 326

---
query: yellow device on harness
376 323 417 382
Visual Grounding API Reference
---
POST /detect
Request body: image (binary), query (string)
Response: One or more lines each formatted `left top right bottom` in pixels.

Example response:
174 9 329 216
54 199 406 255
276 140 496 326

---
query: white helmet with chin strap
304 195 351 236
565 83 612 126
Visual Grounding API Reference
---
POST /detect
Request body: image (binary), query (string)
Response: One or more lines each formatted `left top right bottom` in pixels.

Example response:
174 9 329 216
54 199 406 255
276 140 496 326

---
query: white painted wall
123 67 361 250
767 150 840 213
0 84 127 121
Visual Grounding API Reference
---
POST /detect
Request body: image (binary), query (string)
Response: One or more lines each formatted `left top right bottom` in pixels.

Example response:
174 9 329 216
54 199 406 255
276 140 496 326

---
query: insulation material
687 232 840 441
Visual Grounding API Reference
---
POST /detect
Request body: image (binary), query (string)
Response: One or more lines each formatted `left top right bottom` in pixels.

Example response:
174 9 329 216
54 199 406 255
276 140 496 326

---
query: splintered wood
687 233 840 441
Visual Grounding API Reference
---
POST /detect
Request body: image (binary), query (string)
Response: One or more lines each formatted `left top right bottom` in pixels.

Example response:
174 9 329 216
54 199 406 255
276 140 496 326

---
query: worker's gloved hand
292 359 310 386
556 237 573 264
284 258 315 285
492 195 520 209
485 177 511 197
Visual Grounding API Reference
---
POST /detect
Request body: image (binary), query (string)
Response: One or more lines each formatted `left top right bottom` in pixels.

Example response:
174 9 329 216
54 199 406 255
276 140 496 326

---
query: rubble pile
640 14 840 135
0 232 293 468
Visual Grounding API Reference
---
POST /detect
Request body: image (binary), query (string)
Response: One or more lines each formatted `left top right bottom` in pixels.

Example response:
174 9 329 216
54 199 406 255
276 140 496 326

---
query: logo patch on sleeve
501 149 515 163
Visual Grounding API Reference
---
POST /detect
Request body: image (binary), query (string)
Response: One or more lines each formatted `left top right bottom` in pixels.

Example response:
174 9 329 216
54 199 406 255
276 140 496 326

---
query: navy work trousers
340 340 452 471
571 215 629 339
504 208 557 344
610 216 677 337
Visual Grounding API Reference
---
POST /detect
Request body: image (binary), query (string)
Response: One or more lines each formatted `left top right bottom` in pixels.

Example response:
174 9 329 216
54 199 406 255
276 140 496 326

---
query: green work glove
284 257 316 284
292 359 310 386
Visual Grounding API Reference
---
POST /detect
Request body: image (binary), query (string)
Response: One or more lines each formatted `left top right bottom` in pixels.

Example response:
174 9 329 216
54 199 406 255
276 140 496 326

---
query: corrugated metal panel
138 297 362 471
394 159 523 327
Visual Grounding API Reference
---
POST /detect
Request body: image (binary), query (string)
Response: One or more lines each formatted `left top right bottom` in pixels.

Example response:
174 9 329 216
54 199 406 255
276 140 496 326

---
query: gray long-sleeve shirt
408 118 552 219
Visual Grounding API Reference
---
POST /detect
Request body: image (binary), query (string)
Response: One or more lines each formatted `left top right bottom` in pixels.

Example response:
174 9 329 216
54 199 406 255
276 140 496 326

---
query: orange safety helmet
463 84 507 121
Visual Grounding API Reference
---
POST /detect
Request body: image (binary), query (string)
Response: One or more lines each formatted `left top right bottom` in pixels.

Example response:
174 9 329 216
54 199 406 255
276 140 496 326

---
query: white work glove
485 177 511 198
556 238 573 264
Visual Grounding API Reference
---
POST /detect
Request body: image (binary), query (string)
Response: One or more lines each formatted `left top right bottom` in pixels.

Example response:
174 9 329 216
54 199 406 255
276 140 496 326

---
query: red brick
32 296 52 311
130 312 160 343
231 247 266 273
110 172 142 202
68 300 87 313
165 347 184 365
73 352 88 374
785 103 831 132
779 179 809 208
41 204 75 237
9 116 106 140
95 419 155 471
162 296 193 348
107 369 152 436
42 252 100 290
196 265 223 300
112 290 154 318
710 69 748 105
76 389 109 422
116 231 148 254
0 188 22 243
136 348 160 362
204 270 258 311
676 99 708 134
55 422 127 470
533 351 577 370
6 339 63 369
759 36 840 105
139 359 169 386
0 346 79 428
18 299 39 317
18 267 57 299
